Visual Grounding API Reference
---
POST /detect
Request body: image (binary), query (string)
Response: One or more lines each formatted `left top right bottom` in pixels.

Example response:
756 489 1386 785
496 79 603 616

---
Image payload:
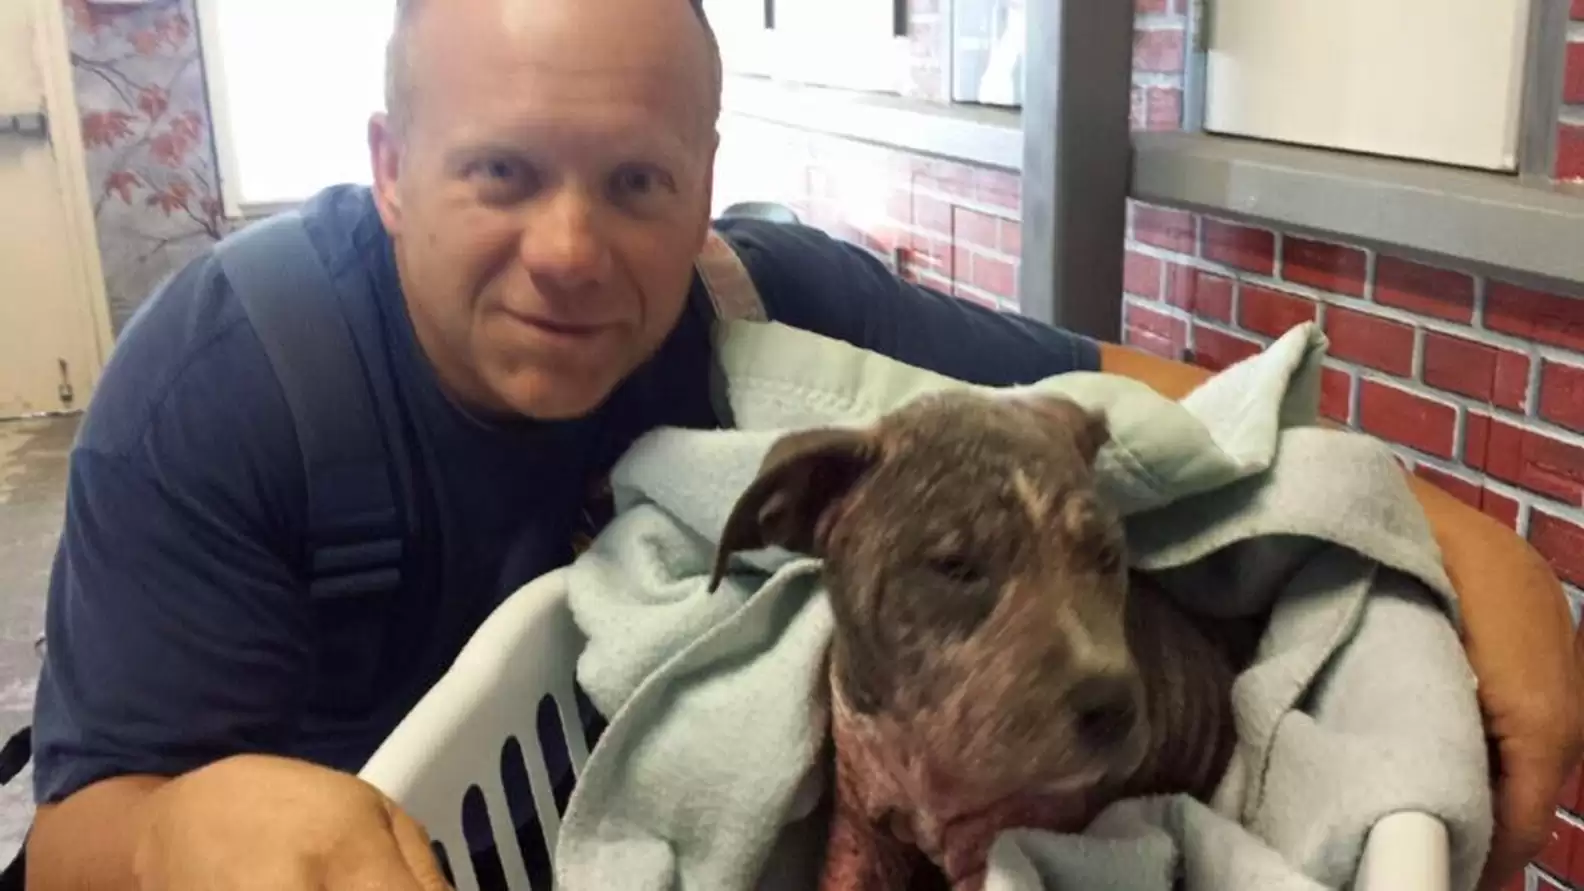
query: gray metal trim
1181 0 1209 133
720 77 1022 171
1132 130 1584 296
1016 0 1134 338
1518 0 1570 179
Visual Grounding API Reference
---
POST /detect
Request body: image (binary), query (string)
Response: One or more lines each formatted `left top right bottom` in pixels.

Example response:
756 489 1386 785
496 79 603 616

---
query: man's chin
488 369 621 421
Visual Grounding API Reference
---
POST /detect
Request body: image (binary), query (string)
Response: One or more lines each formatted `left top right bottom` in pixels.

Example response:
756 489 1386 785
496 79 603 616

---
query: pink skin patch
819 685 1104 891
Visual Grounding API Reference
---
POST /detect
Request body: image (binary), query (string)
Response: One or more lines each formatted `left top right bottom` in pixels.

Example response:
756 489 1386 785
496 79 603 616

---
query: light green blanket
554 320 1491 891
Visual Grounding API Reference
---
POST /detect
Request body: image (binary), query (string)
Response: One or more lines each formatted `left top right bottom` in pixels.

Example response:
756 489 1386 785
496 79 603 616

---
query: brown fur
709 391 1247 891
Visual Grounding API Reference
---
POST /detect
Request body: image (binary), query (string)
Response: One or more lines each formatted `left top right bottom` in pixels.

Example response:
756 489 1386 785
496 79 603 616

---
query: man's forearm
28 774 168 890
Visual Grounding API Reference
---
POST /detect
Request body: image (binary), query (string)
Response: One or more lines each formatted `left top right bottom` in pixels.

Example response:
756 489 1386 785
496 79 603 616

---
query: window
704 0 908 95
196 0 394 214
1202 0 1533 171
952 0 1024 107
706 0 1023 110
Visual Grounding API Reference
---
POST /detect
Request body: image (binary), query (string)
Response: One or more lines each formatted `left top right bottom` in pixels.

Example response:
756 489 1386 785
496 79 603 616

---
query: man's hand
1097 343 1584 889
129 754 451 891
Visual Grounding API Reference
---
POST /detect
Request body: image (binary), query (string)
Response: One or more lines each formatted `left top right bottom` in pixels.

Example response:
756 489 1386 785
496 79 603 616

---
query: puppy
709 391 1244 891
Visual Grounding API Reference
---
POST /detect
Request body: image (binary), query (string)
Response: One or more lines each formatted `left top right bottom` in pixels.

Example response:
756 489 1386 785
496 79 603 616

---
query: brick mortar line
1135 13 1188 29
1122 239 1584 366
886 219 1004 257
1389 454 1581 558
909 186 1020 222
956 243 1021 266
1531 499 1584 532
954 281 1005 306
1410 451 1578 535
1132 72 1185 89
1362 363 1584 451
1123 294 1195 324
1174 310 1584 457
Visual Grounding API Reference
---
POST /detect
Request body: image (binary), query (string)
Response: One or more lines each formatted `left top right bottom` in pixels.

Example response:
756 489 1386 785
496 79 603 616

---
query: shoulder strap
696 230 768 323
218 213 407 600
695 229 767 427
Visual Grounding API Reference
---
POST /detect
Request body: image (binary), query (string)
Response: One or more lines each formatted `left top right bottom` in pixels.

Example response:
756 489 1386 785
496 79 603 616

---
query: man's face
369 0 719 420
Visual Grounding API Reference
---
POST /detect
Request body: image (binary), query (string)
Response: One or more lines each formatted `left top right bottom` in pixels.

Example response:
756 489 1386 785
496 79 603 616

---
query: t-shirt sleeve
716 219 1103 385
30 265 314 805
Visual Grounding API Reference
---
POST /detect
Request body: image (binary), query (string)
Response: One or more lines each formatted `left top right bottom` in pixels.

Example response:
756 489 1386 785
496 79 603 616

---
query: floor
0 415 77 863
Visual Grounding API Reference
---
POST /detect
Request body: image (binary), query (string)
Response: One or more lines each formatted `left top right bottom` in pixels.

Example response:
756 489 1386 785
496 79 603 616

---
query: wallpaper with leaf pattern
64 0 229 331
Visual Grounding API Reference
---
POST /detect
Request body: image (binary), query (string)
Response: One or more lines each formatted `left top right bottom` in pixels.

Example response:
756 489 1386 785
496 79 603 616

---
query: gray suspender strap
695 230 767 425
696 230 768 322
217 213 405 599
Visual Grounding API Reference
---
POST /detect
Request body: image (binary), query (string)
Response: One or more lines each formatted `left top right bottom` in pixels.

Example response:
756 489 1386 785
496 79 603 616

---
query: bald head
385 0 723 139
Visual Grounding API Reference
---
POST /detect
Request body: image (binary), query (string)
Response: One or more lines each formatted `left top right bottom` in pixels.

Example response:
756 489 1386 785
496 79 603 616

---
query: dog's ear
1014 395 1111 465
707 427 876 592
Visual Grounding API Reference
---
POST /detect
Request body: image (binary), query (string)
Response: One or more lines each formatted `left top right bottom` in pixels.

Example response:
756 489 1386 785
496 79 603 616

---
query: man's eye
482 159 517 180
465 158 539 204
611 164 674 199
471 158 530 183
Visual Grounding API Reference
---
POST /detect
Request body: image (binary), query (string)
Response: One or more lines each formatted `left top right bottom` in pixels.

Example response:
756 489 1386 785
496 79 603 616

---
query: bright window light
196 0 394 215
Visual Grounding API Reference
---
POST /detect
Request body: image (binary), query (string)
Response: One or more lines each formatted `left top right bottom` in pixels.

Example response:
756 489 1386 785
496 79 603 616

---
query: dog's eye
1095 542 1123 575
928 556 987 584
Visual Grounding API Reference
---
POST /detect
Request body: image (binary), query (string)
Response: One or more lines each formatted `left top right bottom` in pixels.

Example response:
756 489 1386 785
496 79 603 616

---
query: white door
0 0 112 419
1204 0 1532 171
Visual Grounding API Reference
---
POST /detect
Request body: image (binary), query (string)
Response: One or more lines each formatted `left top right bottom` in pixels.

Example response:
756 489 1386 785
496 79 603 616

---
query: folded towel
553 321 1491 891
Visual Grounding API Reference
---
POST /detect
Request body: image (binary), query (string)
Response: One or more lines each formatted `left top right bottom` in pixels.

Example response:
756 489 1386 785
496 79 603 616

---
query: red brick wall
712 8 1584 883
1565 8 1584 181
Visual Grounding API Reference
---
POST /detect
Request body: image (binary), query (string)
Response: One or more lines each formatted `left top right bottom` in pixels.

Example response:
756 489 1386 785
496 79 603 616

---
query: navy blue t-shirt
30 184 1099 806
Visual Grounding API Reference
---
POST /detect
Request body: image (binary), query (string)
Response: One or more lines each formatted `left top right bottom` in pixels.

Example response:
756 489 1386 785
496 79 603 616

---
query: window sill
1131 130 1584 295
720 75 1023 172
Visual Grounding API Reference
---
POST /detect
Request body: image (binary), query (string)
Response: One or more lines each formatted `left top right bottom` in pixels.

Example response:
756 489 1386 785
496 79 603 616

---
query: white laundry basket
358 568 1455 891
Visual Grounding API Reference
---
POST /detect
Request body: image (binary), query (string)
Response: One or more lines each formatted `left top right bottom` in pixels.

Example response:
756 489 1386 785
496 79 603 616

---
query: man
22 0 1581 888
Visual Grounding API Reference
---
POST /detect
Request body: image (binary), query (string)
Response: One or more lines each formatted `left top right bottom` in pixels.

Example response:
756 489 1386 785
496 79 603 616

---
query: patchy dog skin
708 391 1246 891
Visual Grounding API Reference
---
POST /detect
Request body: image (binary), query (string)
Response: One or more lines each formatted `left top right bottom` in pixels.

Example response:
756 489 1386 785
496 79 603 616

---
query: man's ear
367 112 403 233
707 427 876 592
1014 395 1111 465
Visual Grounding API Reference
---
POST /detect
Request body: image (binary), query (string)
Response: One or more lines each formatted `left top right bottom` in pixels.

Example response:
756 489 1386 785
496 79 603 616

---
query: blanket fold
554 321 1491 891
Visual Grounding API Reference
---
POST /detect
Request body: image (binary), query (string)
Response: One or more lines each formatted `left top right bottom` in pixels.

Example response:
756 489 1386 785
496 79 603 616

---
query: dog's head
710 390 1148 808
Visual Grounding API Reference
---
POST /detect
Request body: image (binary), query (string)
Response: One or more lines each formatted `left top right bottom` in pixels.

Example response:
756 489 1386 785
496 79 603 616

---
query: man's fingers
388 805 454 891
319 806 450 891
1479 743 1565 891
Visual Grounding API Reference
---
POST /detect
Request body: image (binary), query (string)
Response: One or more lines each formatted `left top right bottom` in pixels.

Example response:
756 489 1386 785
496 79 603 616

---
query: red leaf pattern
137 86 169 119
65 0 230 327
104 171 142 204
130 28 163 56
80 110 135 148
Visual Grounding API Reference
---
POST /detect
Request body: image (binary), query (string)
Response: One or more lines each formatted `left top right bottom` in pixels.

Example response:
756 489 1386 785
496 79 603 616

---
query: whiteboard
196 0 395 214
1203 0 1532 171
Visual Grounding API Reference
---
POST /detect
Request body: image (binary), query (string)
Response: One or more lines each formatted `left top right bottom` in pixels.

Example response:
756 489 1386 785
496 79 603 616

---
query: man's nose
519 189 613 291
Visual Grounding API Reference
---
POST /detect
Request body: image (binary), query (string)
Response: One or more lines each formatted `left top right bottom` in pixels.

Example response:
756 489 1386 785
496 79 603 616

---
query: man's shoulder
709 216 900 330
710 216 866 298
78 185 380 466
708 215 1101 384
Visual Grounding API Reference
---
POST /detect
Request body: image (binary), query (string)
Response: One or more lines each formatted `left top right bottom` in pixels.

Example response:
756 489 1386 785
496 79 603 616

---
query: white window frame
195 0 395 217
1201 0 1534 172
708 0 909 96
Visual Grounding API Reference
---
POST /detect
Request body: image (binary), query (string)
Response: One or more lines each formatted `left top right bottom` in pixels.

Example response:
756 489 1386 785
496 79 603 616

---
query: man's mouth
502 309 608 340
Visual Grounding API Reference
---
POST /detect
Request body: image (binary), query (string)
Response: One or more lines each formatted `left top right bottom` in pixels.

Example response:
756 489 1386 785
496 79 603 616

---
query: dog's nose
1070 675 1140 749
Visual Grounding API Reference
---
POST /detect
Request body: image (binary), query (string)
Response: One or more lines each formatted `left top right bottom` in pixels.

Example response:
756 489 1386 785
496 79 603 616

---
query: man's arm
26 430 312 887
28 775 167 888
718 220 1102 385
1098 342 1584 891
